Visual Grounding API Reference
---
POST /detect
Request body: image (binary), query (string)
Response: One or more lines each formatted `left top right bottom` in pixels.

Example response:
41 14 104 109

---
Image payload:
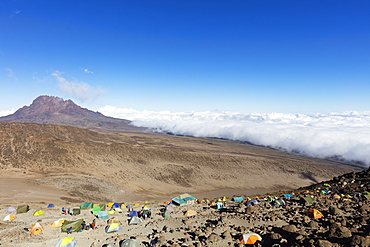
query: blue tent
216 202 224 210
128 210 138 217
284 194 293 198
246 199 259 206
171 193 196 205
232 196 244 202
112 203 119 208
97 211 109 219
47 204 55 208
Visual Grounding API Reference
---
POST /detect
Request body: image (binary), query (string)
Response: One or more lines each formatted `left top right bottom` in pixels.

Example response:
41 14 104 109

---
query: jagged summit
0 95 146 133
11 95 105 118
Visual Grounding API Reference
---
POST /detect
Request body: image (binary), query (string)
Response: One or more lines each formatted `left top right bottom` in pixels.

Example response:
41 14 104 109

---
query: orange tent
306 209 324 219
49 219 65 227
333 194 341 200
3 215 16 221
30 223 44 234
239 233 262 244
184 210 197 217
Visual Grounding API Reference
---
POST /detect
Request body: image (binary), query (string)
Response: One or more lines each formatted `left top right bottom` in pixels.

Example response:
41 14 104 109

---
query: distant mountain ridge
0 95 146 133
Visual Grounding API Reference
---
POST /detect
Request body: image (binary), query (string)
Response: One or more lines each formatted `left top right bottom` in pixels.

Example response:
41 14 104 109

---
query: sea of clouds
99 106 370 166
0 109 15 117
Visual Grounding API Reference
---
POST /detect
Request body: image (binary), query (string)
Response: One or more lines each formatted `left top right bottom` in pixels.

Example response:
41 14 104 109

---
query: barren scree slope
0 122 362 204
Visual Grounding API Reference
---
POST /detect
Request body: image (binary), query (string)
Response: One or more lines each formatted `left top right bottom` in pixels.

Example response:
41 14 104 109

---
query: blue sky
1 1 369 114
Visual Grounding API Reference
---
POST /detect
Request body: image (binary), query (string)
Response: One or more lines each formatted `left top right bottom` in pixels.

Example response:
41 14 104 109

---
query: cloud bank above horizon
99 105 370 166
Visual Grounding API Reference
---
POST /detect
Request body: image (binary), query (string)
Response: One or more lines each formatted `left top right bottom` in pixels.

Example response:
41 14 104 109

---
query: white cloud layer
52 71 105 102
0 109 15 117
99 105 370 166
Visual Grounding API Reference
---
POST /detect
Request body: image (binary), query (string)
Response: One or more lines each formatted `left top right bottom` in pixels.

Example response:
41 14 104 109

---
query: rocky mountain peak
0 95 145 133
13 95 84 117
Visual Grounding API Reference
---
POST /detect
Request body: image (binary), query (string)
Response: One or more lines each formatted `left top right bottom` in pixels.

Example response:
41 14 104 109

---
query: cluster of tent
52 237 142 247
2 201 146 246
3 205 30 222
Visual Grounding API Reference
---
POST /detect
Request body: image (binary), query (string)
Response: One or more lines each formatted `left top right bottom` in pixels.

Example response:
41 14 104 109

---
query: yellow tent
105 222 122 233
184 210 197 217
54 237 78 247
108 210 115 214
134 203 140 206
30 223 44 234
107 202 114 208
306 209 324 219
49 219 65 227
33 210 45 216
3 214 16 221
120 204 127 209
107 217 120 224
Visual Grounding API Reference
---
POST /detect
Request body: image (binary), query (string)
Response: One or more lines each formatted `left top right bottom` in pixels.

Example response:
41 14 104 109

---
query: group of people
137 209 152 219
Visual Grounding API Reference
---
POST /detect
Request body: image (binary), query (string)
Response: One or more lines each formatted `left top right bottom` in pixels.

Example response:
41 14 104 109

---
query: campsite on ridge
2 168 370 246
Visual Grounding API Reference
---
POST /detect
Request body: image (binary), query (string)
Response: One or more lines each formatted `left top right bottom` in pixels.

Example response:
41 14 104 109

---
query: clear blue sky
1 1 369 114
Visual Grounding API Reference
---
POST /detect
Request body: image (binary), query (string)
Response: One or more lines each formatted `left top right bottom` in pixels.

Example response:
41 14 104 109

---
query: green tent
72 208 81 215
16 205 29 214
61 219 84 233
92 206 101 215
80 202 93 209
273 199 285 208
163 210 171 218
99 204 107 211
300 195 315 204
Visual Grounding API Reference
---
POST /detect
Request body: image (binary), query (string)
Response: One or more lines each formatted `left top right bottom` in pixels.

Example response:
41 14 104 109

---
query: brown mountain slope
0 95 146 133
0 122 362 204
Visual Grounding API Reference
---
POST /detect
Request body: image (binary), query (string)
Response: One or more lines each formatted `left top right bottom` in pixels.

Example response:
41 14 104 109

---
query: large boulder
329 224 352 238
316 239 335 247
245 206 257 214
349 235 370 247
207 233 220 242
308 220 319 229
329 205 342 215
221 231 232 240
282 224 298 233
270 232 282 240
